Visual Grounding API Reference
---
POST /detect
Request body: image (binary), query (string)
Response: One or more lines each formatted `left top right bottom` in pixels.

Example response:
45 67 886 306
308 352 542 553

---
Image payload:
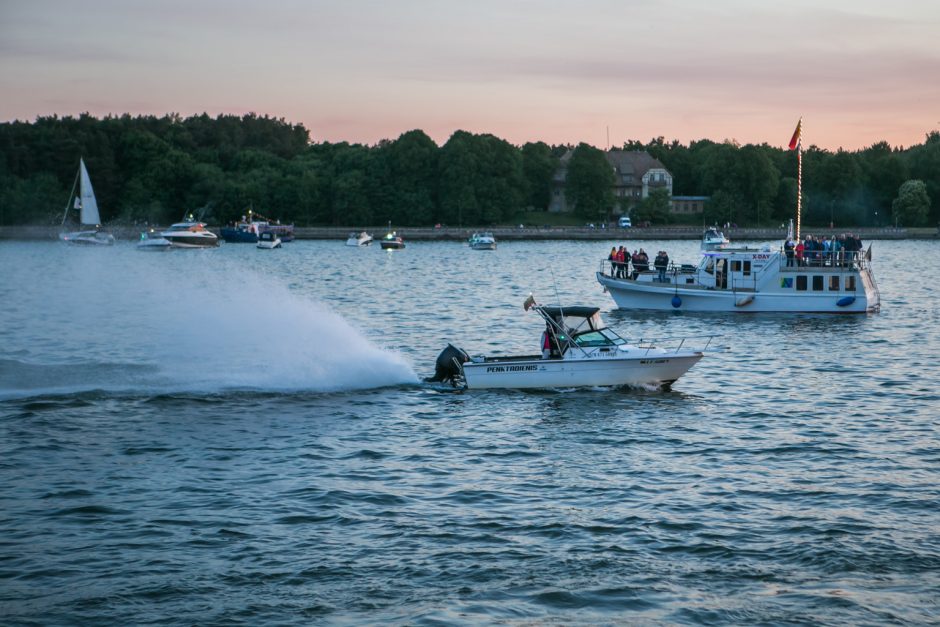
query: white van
618 216 632 228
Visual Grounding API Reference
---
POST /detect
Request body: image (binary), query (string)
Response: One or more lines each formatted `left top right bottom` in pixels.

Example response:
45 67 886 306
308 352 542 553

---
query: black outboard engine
425 343 469 386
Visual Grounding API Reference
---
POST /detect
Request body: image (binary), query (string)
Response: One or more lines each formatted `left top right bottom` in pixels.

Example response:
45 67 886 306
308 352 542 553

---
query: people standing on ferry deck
608 246 617 276
631 250 640 279
795 239 805 266
617 246 627 278
654 251 669 282
822 236 831 266
784 238 795 266
637 249 650 275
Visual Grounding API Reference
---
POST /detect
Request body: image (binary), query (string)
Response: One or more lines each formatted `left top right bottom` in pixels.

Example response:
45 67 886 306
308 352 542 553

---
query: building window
812 276 824 291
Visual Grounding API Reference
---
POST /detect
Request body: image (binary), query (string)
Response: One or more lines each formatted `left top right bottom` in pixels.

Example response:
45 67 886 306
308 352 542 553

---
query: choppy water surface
2 237 938 625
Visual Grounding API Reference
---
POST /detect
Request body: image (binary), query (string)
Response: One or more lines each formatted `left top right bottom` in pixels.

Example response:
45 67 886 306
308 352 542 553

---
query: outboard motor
425 343 469 385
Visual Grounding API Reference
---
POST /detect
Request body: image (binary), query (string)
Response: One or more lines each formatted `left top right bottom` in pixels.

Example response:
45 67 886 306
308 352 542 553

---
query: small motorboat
380 223 405 250
257 231 282 249
468 232 497 250
346 231 373 246
426 297 710 390
701 227 730 251
136 230 172 251
161 217 219 248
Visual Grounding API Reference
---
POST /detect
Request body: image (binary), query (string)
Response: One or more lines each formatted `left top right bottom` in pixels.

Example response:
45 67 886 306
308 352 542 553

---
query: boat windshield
572 328 626 347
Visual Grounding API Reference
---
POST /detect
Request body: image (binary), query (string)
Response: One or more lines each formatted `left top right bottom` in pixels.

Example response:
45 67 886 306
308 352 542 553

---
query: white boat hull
60 230 115 246
462 353 702 389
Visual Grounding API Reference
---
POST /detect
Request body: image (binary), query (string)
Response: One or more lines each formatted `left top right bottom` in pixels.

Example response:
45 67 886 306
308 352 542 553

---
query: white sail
78 158 101 226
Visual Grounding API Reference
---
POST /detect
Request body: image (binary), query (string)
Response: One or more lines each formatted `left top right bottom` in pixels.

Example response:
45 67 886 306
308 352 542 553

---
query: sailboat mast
61 165 81 226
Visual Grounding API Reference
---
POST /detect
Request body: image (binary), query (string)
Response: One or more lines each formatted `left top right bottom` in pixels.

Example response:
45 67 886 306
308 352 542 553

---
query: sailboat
59 158 115 246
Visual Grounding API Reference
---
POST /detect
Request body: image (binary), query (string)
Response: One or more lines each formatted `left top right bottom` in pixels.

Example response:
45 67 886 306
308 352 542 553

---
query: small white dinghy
427 296 711 390
136 229 172 251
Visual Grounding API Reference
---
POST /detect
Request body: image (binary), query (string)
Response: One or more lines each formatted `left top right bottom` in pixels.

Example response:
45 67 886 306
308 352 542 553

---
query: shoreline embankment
2 225 936 242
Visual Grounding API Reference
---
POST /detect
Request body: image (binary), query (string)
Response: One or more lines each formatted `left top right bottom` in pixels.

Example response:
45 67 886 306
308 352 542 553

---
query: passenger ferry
596 239 880 313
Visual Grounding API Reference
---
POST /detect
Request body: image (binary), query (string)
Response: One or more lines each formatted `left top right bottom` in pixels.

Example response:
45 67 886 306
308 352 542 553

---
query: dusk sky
2 0 938 151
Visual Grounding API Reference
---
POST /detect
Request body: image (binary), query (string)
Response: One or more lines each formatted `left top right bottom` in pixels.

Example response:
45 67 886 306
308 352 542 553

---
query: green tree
891 179 930 226
632 188 671 225
565 143 614 221
520 141 556 210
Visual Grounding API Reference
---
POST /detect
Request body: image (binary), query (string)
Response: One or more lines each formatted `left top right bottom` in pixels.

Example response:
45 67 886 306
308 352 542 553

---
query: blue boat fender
837 296 856 307
671 296 682 308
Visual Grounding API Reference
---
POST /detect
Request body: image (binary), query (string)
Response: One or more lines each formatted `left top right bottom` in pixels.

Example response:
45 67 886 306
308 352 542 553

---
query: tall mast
790 117 803 241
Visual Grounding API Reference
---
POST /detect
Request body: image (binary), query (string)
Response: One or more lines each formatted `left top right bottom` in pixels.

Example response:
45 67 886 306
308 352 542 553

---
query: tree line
0 113 937 228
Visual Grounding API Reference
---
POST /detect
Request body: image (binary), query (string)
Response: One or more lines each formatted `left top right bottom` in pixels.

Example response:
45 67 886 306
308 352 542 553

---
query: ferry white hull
597 272 878 313
462 353 703 389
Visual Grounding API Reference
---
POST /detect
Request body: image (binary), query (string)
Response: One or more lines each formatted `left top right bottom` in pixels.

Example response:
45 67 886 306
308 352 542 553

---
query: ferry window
846 276 856 291
796 276 807 291
829 276 840 291
812 276 824 291
743 261 751 276
731 260 740 272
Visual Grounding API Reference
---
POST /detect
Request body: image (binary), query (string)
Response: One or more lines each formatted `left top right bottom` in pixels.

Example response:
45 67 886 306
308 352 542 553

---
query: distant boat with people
59 158 115 246
701 227 730 251
220 209 294 243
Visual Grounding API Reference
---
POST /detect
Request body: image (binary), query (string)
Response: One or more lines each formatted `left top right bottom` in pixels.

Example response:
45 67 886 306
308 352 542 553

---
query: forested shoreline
1 113 937 228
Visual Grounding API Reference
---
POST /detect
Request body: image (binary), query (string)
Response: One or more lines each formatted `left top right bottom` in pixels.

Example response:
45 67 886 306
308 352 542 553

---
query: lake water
2 237 939 625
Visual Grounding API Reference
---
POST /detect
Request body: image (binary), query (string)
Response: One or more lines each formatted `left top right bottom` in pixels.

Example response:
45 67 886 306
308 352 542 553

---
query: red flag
788 119 802 150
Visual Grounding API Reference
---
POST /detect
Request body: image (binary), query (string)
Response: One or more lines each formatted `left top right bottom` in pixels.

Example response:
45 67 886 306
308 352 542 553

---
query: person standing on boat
608 247 618 276
784 238 795 267
795 239 805 267
541 324 552 359
654 251 669 282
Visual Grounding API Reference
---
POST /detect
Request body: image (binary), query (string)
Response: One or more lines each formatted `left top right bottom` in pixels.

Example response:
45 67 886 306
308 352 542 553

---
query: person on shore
654 251 669 282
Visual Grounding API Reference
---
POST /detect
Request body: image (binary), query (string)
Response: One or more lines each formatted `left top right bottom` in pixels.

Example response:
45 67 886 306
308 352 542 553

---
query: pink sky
2 0 939 151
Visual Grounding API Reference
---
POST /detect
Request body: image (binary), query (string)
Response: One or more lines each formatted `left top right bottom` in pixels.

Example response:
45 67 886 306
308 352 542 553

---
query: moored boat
468 232 497 250
380 223 405 250
426 298 710 390
59 158 115 246
257 231 282 249
346 231 373 246
136 229 172 251
701 227 730 250
220 210 294 243
161 218 220 248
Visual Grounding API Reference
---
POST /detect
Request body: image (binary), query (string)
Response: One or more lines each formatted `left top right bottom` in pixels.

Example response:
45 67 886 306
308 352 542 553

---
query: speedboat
59 158 115 246
426 299 710 390
701 227 730 250
346 231 373 246
136 230 172 251
468 232 497 250
257 231 282 249
597 238 880 313
161 220 220 248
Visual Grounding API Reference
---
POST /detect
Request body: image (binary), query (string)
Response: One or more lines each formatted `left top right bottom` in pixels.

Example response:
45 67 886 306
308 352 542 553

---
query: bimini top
538 305 600 319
